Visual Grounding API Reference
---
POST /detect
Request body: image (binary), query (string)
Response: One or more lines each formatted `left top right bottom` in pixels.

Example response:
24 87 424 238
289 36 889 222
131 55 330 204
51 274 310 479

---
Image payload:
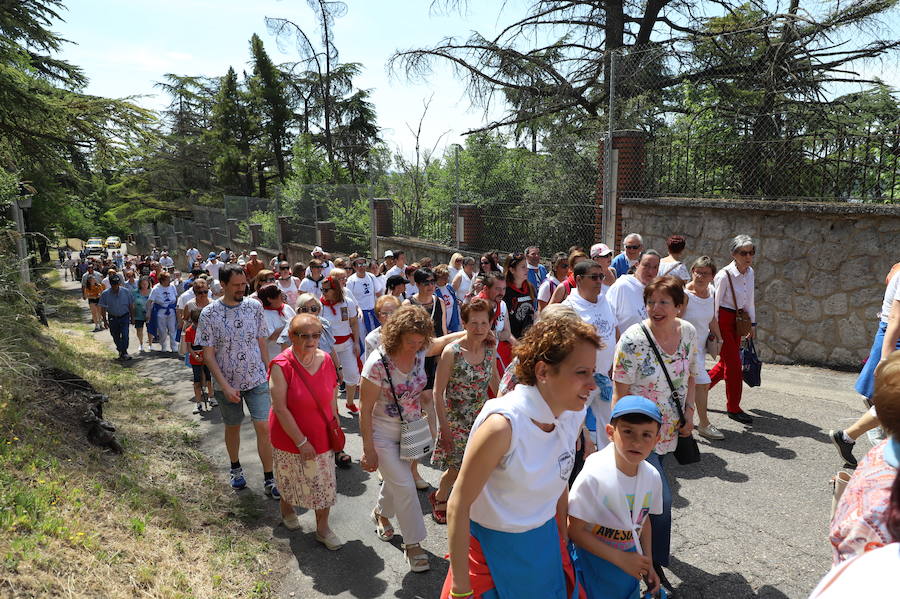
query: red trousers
708 308 744 413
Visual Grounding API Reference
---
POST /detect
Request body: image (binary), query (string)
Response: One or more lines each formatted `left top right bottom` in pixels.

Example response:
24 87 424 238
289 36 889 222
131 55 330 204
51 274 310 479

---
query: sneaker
208 398 218 408
230 467 247 490
122 353 132 361
830 430 858 468
138 345 144 353
697 424 725 440
264 479 281 500
867 426 887 445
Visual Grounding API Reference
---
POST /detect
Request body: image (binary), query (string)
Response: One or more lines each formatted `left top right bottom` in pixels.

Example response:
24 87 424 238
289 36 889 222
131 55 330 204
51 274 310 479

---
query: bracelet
449 592 473 598
296 438 308 449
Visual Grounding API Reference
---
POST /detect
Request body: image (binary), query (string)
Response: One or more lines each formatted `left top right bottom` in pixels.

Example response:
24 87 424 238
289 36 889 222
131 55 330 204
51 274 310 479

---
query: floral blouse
362 347 427 430
613 320 699 454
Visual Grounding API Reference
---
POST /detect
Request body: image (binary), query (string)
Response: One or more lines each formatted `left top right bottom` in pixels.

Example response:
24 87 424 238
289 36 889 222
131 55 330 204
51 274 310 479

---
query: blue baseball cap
208 252 217 258
611 396 663 424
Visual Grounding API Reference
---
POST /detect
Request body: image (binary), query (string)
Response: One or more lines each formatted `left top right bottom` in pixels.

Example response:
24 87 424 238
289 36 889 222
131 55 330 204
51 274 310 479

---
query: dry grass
0 269 276 598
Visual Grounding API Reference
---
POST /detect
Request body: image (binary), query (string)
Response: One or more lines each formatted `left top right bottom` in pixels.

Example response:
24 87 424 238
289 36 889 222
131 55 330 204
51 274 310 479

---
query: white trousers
155 311 178 351
334 339 360 386
373 425 427 545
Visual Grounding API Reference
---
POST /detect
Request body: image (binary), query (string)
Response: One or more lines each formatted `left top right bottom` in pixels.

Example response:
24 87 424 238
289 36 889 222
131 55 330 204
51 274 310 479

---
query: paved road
61 271 871 598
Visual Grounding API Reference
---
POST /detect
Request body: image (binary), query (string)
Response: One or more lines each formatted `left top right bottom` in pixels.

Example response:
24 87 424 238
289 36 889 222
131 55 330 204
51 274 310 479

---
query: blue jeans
645 452 672 567
108 314 130 355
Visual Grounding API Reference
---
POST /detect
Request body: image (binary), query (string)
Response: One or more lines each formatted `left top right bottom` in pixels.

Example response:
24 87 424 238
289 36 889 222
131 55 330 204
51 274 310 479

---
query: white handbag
380 356 433 461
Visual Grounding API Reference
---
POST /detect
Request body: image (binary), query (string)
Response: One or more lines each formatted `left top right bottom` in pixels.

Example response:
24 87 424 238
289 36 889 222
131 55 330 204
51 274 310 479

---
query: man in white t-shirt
384 250 406 279
204 253 222 280
345 257 384 348
563 260 620 449
159 252 174 269
186 247 200 270
606 250 660 333
299 258 326 298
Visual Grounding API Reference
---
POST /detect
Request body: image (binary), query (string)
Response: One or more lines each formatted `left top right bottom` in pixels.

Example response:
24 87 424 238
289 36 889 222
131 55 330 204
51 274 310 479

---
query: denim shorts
215 381 271 426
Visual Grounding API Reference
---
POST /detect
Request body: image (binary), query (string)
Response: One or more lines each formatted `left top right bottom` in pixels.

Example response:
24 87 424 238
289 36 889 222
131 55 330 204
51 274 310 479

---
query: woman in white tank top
442 316 600 599
452 256 476 298
681 257 724 441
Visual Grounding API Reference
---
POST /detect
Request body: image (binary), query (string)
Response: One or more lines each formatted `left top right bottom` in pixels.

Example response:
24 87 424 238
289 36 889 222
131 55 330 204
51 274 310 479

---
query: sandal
334 451 352 469
345 402 359 413
404 543 430 573
429 491 447 524
371 509 394 541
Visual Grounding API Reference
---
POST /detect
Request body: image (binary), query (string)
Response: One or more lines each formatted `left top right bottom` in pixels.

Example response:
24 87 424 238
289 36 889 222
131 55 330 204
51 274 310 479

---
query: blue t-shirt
98 287 134 317
611 253 633 277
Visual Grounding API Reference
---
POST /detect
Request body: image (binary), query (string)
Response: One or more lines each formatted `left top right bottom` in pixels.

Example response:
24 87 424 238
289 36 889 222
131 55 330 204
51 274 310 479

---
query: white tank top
683 288 715 342
468 385 585 533
456 271 474 297
277 276 300 309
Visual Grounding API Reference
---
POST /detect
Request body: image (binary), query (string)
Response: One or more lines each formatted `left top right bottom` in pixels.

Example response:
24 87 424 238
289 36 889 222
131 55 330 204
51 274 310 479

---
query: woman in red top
503 252 536 339
268 313 343 550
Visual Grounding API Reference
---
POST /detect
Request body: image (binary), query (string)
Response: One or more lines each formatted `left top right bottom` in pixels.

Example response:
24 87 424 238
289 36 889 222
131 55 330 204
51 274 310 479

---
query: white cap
383 250 394 258
249 251 258 256
311 246 324 256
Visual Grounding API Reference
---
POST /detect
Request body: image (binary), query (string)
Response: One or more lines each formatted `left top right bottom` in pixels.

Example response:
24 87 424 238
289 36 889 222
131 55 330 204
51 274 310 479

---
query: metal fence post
602 49 617 246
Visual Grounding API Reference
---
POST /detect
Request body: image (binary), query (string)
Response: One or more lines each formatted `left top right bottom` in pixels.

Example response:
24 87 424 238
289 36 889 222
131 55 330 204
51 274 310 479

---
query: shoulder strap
639 324 686 427
726 270 740 309
379 354 407 422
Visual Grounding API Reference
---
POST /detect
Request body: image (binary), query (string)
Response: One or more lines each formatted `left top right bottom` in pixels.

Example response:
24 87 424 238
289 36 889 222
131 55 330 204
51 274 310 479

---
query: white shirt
159 256 174 268
203 260 222 280
493 299 509 334
276 276 301 309
714 262 756 323
385 264 404 279
305 260 334 278
537 275 561 304
658 260 690 281
683 288 716 344
879 271 900 323
148 283 177 307
469 385 585 533
345 272 383 311
809 543 900 598
299 276 324 299
563 290 618 375
448 266 459 284
321 298 358 338
186 248 199 265
606 275 648 333
262 304 295 361
455 270 474 298
177 288 195 310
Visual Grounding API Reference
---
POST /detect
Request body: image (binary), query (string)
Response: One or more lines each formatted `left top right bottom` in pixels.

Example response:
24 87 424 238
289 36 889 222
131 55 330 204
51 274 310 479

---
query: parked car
85 238 105 256
105 236 121 249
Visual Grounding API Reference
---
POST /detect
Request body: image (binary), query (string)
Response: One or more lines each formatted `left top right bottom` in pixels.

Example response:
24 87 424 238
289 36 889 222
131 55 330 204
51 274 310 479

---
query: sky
55 0 520 157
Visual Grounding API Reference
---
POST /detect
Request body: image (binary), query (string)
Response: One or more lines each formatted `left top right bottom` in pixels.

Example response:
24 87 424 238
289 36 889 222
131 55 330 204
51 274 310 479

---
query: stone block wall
621 197 900 368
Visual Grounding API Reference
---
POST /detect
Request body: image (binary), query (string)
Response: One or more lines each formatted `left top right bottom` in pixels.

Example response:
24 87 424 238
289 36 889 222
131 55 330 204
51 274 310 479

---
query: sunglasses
581 274 604 280
299 306 320 313
280 267 290 271
737 250 756 256
625 245 641 250
292 332 322 340
196 290 209 294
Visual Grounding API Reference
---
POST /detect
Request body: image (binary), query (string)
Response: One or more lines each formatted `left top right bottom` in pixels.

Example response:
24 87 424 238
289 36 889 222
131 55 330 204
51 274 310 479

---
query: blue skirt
854 321 900 398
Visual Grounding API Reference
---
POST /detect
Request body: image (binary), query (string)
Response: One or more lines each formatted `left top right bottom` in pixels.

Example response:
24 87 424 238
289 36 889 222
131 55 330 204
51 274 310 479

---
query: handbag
380 355 433 462
286 356 346 453
640 325 701 465
726 272 753 338
741 338 762 387
705 332 722 358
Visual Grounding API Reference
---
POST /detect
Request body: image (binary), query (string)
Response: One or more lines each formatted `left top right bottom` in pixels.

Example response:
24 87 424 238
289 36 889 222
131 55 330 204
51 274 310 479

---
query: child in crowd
568 396 664 599
183 308 216 414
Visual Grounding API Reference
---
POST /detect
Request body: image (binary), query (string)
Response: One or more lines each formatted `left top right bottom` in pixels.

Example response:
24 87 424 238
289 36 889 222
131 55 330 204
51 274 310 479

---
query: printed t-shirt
148 283 178 308
345 272 383 311
277 276 301 309
605 275 647 333
658 260 690 281
196 297 268 390
268 348 338 454
568 445 662 552
361 348 427 432
504 282 536 338
613 321 699 455
321 297 357 339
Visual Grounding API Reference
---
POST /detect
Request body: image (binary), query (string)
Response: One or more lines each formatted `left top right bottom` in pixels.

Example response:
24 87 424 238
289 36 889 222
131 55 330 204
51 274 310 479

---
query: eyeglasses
625 245 641 250
737 250 756 256
299 306 321 313
421 279 436 285
196 290 209 294
293 332 322 340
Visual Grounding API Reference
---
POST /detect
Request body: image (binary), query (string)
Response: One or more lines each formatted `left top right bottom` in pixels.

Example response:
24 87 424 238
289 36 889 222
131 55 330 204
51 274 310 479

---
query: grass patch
0 268 276 598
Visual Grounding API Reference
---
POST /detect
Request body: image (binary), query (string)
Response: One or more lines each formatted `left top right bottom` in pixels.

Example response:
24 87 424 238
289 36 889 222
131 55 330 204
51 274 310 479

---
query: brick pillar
595 130 646 249
373 198 393 238
226 218 239 243
317 221 335 249
457 204 482 250
277 216 290 248
249 223 262 248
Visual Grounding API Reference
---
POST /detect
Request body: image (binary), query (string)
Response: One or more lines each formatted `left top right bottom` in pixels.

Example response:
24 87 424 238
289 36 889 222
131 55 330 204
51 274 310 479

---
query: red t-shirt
267 348 338 454
184 326 203 366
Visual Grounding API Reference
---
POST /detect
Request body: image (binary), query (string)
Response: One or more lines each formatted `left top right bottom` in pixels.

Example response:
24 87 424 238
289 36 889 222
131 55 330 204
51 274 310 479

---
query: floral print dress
432 341 495 470
613 320 699 455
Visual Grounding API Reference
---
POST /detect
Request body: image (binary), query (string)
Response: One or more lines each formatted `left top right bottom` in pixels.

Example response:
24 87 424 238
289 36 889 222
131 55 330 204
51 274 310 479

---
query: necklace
292 348 316 368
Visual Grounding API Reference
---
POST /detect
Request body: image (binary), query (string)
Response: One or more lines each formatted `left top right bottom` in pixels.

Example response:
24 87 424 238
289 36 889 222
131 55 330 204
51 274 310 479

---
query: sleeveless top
409 294 444 337
683 287 715 344
504 282 535 338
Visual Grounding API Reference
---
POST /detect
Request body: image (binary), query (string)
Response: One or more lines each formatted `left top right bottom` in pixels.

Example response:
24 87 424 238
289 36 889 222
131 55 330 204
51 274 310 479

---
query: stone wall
621 197 900 368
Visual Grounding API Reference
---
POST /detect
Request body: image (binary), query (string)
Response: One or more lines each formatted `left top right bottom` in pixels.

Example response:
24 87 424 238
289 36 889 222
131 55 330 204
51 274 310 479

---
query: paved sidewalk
63 272 872 598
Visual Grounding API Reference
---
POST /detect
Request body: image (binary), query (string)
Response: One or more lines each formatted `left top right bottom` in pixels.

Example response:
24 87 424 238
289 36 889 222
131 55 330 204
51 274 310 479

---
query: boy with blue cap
568 395 665 598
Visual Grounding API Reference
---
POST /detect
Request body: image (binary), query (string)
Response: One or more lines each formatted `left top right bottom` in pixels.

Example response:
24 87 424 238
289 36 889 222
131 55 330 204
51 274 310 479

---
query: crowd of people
67 232 900 597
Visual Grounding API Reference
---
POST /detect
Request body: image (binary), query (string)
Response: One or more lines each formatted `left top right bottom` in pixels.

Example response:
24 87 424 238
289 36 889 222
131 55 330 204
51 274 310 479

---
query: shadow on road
277 534 390 598
669 557 792 598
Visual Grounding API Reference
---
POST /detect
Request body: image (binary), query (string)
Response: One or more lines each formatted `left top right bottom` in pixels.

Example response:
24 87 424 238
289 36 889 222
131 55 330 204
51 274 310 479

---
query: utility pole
10 196 31 283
